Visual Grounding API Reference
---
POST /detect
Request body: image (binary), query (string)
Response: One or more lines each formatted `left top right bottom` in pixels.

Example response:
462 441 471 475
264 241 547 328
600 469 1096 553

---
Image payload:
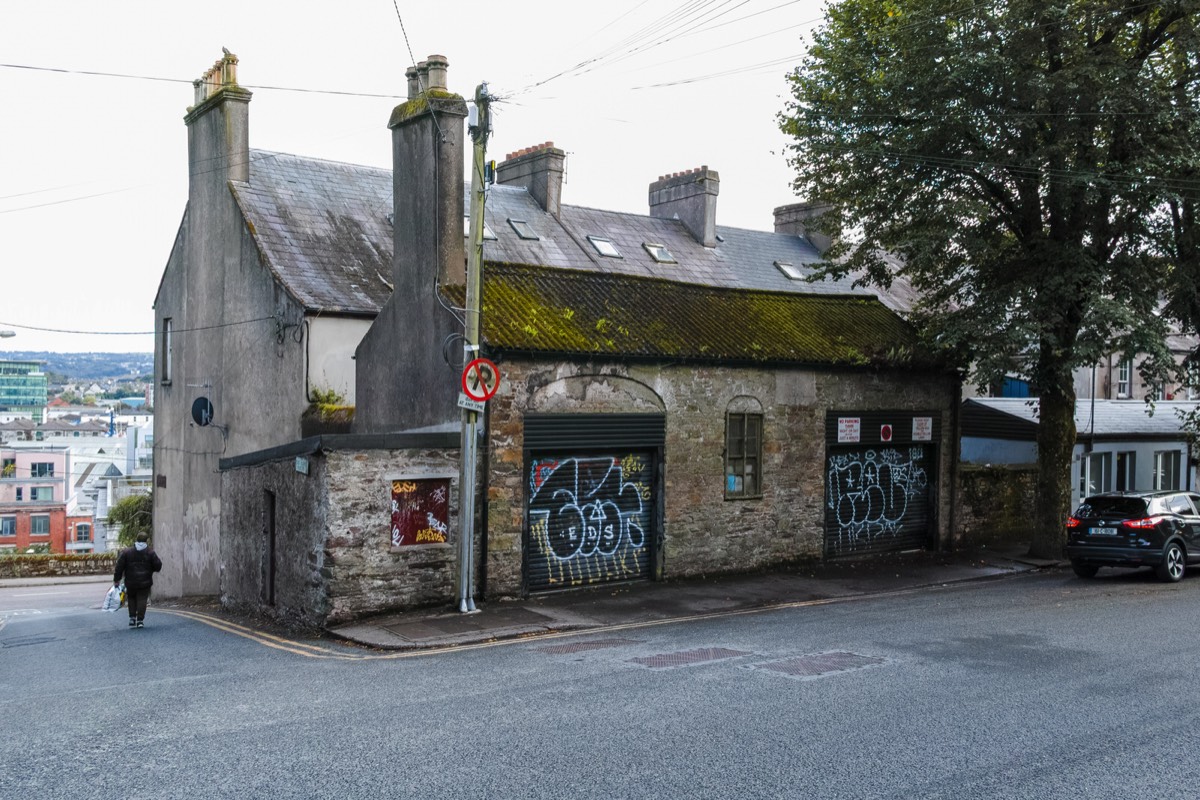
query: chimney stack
354 54 469 433
496 142 566 217
774 201 834 254
648 167 719 247
184 49 252 184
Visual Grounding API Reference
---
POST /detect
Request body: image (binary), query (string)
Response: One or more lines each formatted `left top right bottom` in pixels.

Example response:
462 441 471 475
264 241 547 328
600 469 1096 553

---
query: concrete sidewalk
327 544 1066 651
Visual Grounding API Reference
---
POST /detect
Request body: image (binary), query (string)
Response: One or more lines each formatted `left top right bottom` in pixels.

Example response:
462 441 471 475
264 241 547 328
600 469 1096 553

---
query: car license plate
1088 526 1117 536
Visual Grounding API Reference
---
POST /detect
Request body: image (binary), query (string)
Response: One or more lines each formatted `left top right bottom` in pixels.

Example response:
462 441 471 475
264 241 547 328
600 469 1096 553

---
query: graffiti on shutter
825 446 931 557
527 453 652 590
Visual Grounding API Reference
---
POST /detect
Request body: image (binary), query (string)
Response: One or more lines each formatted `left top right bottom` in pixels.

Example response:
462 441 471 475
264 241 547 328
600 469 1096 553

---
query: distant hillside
0 352 154 381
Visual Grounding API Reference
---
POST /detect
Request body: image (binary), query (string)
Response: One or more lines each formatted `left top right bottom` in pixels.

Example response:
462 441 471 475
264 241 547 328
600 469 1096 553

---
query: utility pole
457 82 490 613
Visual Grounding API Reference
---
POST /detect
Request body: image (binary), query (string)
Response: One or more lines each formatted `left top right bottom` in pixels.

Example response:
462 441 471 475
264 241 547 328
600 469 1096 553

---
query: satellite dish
191 397 214 427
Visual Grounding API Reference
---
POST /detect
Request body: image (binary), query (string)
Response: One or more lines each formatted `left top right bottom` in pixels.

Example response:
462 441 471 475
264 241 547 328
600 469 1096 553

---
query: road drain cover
535 638 642 655
755 651 885 679
628 647 751 669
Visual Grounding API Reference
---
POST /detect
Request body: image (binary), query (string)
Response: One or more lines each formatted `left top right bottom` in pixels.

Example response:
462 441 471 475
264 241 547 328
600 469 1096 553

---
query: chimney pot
425 54 449 91
406 65 420 99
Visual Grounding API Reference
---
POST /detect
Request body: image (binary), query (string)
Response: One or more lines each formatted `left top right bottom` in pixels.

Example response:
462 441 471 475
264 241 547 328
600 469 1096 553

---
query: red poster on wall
390 478 450 547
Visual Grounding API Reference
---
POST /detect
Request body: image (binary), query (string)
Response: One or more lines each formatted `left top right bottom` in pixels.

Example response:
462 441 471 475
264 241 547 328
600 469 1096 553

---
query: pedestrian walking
114 532 162 629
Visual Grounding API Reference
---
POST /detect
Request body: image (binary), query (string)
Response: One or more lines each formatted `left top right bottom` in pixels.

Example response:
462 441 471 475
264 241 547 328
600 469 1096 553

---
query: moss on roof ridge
467 262 930 368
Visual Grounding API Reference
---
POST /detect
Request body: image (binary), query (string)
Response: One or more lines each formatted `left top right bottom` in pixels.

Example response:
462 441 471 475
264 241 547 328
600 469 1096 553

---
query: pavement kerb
0 574 112 589
323 553 1070 653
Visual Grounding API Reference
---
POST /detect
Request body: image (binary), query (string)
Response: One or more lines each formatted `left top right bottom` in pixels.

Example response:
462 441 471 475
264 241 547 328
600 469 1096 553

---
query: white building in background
960 398 1199 508
2 416 154 551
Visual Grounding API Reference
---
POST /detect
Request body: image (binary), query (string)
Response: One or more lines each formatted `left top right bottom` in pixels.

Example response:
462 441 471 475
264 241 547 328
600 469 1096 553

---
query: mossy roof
466 264 926 367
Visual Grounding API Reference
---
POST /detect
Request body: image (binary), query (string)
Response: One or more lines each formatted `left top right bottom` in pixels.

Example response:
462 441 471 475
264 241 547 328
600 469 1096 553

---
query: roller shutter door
824 444 933 558
823 410 940 559
524 414 662 593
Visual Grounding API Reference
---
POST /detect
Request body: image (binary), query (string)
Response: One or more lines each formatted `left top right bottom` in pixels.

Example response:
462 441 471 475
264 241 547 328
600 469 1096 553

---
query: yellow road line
155 578 993 661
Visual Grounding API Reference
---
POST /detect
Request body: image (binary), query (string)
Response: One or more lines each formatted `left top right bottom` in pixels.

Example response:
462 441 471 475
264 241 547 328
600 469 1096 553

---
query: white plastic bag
101 585 121 612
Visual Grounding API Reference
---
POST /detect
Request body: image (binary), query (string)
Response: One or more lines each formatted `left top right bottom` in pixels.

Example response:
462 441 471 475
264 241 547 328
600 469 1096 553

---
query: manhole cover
755 651 885 679
536 638 642 655
628 647 751 669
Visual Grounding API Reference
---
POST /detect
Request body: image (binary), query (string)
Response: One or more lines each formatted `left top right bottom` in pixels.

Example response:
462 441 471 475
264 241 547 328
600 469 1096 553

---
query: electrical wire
0 317 276 338
0 63 403 99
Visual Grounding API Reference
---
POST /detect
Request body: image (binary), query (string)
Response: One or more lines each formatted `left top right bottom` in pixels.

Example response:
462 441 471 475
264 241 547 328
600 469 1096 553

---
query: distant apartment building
0 447 94 553
0 360 48 423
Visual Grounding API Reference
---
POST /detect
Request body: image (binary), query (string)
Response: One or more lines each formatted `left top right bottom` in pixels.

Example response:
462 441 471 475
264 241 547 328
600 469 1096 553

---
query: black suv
1066 491 1200 582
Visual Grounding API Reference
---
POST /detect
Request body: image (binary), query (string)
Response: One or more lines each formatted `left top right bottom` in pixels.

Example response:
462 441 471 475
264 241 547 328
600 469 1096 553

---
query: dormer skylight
508 219 539 240
643 243 676 263
588 235 621 258
463 215 497 240
775 260 805 280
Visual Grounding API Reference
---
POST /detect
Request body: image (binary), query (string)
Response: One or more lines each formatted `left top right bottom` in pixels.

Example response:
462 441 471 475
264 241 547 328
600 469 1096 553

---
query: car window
1167 494 1194 515
1076 497 1148 518
1182 494 1200 516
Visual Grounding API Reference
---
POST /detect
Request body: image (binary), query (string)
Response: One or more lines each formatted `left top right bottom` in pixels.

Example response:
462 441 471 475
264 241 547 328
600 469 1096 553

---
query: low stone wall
220 433 462 629
0 553 117 579
956 464 1039 548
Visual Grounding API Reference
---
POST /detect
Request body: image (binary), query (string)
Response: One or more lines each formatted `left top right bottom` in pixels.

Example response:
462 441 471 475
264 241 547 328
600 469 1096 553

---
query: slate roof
963 397 1199 440
233 150 893 317
452 264 926 367
479 185 866 296
230 150 394 315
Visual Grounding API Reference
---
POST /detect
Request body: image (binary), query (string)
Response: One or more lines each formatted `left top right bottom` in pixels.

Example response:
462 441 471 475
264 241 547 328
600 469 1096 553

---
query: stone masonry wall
221 456 330 627
321 448 460 625
956 464 1039 548
485 359 959 597
221 446 460 627
0 553 116 579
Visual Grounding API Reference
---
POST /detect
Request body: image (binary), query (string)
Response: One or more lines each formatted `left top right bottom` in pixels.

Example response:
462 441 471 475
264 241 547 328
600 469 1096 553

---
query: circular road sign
462 357 501 402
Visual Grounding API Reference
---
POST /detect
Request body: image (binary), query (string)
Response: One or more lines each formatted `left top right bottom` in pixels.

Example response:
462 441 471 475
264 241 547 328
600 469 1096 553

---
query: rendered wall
154 91 313 597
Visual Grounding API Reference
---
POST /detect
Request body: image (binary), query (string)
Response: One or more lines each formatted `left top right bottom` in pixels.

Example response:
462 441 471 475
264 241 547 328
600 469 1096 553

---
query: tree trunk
1030 387 1076 559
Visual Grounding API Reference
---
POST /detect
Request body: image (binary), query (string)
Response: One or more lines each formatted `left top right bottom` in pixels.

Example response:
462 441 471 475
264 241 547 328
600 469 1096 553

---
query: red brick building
0 448 94 553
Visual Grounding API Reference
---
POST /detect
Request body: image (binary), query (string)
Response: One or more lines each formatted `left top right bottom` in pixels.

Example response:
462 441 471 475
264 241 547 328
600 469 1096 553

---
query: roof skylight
775 261 805 280
643 243 676 263
463 215 496 240
508 219 539 240
588 235 621 258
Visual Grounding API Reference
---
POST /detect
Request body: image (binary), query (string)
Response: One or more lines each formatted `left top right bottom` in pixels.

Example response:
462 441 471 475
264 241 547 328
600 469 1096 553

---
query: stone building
160 51 960 627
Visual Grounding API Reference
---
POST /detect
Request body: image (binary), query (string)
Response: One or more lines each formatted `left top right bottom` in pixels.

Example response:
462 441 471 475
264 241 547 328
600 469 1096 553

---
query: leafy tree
781 0 1200 557
108 492 152 548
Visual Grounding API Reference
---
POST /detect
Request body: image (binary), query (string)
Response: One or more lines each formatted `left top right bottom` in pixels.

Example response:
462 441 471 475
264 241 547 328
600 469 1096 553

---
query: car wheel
1155 541 1186 583
1071 561 1099 579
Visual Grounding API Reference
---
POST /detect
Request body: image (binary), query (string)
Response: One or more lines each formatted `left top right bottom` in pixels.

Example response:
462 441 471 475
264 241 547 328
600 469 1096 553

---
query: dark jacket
114 546 163 589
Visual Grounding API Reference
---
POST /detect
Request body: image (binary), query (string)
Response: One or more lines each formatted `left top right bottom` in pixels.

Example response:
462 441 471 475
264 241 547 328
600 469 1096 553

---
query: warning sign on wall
837 417 861 443
912 417 933 442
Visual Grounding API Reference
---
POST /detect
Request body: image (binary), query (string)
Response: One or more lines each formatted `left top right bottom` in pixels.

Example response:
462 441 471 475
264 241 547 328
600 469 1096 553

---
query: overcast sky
0 0 826 353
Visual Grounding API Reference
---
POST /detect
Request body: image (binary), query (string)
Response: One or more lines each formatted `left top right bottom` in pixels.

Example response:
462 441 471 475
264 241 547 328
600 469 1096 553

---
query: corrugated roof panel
467 264 924 366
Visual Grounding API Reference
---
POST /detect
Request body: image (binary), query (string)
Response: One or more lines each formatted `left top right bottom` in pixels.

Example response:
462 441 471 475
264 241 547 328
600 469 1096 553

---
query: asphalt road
2 568 1196 800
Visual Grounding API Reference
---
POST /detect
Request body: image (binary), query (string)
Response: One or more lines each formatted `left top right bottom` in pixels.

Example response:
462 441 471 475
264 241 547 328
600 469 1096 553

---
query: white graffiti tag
827 448 928 553
529 456 648 562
